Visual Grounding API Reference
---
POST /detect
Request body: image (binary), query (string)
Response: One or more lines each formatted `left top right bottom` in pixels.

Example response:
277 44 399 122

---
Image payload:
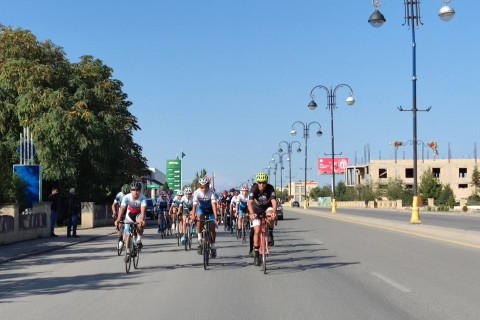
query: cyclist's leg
252 220 261 265
266 207 275 246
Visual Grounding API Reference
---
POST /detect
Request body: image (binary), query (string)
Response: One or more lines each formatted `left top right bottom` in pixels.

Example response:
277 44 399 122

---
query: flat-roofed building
344 159 478 200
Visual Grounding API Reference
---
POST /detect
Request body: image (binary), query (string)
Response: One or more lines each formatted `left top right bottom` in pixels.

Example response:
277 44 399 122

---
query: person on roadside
48 187 59 237
67 188 81 238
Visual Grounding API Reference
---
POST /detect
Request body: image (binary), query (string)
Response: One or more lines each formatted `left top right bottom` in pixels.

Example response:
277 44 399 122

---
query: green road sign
166 159 182 191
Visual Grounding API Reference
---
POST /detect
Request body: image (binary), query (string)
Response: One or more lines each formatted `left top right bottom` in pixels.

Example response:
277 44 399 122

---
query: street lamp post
268 161 277 189
278 140 302 205
368 0 455 224
308 84 355 214
272 152 285 198
291 121 323 209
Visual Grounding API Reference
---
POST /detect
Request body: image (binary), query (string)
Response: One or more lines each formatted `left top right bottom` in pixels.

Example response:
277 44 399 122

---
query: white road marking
313 239 323 245
370 271 411 293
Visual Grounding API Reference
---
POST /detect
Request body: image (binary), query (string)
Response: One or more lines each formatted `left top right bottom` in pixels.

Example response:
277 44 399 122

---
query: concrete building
145 167 166 199
344 158 479 200
285 180 318 202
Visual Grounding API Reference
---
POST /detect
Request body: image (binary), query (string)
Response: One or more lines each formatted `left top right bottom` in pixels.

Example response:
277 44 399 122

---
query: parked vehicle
146 198 156 220
292 201 300 207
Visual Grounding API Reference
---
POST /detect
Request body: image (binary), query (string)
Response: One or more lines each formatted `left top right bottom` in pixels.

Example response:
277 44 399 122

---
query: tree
0 26 148 203
471 166 480 195
419 169 442 200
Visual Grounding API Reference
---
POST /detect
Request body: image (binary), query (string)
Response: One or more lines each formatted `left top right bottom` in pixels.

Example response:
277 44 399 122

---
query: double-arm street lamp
278 140 302 204
308 84 355 213
368 0 455 224
272 152 285 197
291 121 323 209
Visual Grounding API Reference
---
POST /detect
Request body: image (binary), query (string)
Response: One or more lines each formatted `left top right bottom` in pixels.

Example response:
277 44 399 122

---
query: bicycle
176 214 181 246
157 208 167 239
120 221 140 274
241 215 249 244
184 215 193 251
258 214 270 274
200 218 216 270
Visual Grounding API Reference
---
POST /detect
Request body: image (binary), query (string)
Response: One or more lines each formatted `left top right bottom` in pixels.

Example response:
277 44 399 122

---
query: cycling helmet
177 190 184 196
130 181 142 190
121 184 130 194
229 188 235 192
210 187 216 192
198 177 209 186
255 172 269 183
184 187 192 194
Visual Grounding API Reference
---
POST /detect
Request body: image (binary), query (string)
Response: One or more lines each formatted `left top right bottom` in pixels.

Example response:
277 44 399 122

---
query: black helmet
130 181 142 191
229 188 235 192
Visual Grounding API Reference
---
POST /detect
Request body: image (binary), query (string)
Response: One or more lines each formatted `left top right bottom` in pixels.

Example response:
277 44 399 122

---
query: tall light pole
291 121 323 209
278 140 302 204
272 152 285 198
268 161 278 189
368 0 455 224
308 84 355 214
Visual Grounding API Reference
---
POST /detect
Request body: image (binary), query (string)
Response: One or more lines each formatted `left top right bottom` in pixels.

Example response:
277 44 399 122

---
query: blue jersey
192 188 216 214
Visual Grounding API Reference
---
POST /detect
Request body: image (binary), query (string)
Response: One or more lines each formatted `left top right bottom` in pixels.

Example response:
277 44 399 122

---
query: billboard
318 158 349 175
166 159 182 191
13 165 42 208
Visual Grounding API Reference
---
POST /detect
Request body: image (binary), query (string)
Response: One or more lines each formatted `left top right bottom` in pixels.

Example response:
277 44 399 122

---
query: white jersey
192 188 217 209
121 193 147 214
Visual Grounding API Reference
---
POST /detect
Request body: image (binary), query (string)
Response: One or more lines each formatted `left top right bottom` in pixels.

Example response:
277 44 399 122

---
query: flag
181 152 186 158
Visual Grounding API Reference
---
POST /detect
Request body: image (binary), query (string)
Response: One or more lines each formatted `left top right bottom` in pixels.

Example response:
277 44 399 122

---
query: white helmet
198 177 209 186
177 190 184 196
184 187 193 194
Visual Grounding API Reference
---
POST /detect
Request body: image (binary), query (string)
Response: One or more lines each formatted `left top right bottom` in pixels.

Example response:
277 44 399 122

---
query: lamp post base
410 196 422 224
331 199 337 214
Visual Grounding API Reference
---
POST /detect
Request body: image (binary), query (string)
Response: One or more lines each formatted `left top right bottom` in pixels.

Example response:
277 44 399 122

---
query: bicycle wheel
262 232 267 274
242 225 246 244
133 243 140 269
125 237 132 274
117 237 124 256
184 225 190 251
203 231 209 270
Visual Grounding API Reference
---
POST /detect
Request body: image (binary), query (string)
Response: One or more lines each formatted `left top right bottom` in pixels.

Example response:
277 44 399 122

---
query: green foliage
467 194 480 205
377 178 413 203
0 26 148 203
419 169 442 200
462 205 468 212
471 166 480 195
0 172 28 210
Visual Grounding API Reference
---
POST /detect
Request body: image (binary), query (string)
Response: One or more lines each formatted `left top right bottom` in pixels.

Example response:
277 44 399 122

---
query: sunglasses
257 182 267 185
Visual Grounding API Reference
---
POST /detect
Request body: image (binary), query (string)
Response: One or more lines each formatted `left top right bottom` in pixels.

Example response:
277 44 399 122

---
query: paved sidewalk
0 226 117 264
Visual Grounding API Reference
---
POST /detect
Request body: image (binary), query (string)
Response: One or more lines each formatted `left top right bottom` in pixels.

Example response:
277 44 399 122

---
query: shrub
462 205 468 212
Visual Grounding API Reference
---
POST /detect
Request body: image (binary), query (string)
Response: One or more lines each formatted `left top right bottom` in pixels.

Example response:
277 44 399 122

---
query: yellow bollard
410 196 421 224
331 198 337 214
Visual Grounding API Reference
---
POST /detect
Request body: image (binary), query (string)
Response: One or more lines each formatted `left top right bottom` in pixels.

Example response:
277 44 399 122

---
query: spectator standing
67 188 80 238
48 187 59 237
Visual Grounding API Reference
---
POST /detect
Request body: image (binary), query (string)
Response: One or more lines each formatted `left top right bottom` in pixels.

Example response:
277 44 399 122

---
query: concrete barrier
0 203 51 245
81 202 112 228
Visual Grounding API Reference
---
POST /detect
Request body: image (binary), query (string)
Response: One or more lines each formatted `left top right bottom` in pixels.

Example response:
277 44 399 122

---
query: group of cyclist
112 172 278 267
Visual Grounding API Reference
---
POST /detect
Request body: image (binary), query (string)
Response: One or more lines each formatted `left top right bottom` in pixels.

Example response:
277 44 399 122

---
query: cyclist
169 190 183 233
236 185 249 238
179 186 193 244
230 189 239 232
191 177 218 258
114 181 147 250
156 191 169 233
111 184 130 249
219 190 230 225
247 172 277 266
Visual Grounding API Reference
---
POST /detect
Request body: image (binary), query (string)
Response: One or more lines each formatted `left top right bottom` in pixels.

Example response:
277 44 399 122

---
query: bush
462 205 468 212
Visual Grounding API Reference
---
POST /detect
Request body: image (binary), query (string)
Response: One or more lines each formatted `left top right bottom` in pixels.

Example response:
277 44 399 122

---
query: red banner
318 157 349 174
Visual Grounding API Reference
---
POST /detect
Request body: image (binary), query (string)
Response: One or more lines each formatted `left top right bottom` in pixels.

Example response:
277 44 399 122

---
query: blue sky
2 1 478 192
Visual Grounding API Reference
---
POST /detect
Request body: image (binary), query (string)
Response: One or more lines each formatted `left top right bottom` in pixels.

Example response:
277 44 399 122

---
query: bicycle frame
259 217 269 274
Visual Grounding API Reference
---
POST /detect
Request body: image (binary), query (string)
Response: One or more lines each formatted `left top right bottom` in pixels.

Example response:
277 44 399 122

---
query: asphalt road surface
1 208 480 320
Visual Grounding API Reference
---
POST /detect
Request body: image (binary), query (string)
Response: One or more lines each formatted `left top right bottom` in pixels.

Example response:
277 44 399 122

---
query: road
1 208 480 320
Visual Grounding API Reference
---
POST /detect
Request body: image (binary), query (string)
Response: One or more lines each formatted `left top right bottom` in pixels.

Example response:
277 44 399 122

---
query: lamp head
296 148 302 153
368 9 386 28
308 100 317 110
290 129 297 136
346 95 355 106
278 147 283 153
438 3 455 22
316 130 323 137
